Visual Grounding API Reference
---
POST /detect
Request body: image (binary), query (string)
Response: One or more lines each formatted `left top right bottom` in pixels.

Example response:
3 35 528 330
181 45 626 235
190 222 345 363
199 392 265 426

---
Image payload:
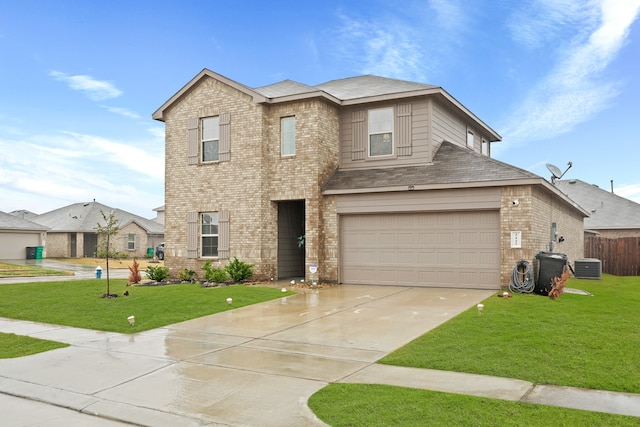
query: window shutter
219 113 230 162
218 210 230 259
396 103 412 156
187 212 198 259
351 110 366 160
187 118 199 165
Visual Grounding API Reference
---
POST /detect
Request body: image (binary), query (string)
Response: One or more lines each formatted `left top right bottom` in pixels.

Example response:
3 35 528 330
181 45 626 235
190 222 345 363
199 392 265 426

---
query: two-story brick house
153 69 587 289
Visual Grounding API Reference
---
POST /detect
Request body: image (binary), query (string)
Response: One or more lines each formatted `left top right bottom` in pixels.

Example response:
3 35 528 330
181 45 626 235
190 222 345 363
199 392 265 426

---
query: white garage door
341 211 500 289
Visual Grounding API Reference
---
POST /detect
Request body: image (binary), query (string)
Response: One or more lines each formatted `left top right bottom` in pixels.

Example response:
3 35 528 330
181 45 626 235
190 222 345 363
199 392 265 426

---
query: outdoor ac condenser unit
574 258 602 280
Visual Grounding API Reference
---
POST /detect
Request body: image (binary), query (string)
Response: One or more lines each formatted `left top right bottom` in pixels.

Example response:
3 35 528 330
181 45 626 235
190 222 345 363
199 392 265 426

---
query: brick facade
162 76 340 281
500 185 584 286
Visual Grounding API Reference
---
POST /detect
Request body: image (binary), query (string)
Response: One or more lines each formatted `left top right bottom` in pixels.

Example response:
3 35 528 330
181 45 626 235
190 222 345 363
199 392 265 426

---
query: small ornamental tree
95 210 119 297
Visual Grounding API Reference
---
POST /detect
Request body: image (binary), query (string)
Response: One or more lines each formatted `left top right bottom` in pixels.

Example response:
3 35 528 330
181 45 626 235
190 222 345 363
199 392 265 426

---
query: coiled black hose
509 260 534 293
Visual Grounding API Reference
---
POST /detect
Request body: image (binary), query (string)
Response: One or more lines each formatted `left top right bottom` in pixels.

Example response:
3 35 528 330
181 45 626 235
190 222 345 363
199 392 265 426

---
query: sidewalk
0 282 638 426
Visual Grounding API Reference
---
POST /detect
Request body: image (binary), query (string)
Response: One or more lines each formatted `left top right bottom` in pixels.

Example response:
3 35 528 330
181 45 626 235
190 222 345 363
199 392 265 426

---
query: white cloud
615 183 640 203
0 130 164 216
499 0 640 148
50 71 123 100
101 106 141 119
332 12 427 81
428 0 466 31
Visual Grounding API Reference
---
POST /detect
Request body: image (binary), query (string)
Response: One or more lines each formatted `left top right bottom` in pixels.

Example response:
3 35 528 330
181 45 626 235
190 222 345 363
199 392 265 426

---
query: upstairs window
482 139 489 156
467 129 474 148
368 107 393 157
201 212 219 257
281 116 296 156
202 117 219 162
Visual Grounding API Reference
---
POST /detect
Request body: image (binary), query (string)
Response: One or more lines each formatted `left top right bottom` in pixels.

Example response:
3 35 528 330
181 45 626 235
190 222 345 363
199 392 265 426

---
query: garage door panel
341 211 500 289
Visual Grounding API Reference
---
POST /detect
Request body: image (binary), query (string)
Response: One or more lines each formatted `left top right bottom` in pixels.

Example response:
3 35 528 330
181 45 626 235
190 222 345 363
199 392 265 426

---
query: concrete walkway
0 280 638 426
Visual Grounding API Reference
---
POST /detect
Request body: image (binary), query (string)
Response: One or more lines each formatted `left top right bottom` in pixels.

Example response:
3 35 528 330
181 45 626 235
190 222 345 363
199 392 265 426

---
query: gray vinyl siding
339 99 432 170
336 187 502 214
432 100 468 149
431 100 488 153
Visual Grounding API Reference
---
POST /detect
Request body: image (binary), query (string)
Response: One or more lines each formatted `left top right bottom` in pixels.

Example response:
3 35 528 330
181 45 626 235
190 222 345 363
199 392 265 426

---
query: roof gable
153 69 500 141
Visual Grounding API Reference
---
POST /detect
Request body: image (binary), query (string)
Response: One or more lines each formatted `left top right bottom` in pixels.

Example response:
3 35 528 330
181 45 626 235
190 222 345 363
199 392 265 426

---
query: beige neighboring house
153 69 588 289
0 211 48 259
31 201 164 258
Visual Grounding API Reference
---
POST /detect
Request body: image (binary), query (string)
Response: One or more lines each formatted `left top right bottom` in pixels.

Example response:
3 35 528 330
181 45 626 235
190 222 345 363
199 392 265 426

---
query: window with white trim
127 233 135 250
368 107 393 157
201 212 219 257
467 129 474 148
281 116 296 156
482 138 489 156
202 117 219 162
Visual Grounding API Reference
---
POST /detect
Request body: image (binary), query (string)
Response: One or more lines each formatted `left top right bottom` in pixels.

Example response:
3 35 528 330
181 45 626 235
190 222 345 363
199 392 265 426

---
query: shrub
128 259 142 284
145 265 169 282
178 268 196 282
201 261 228 283
225 257 254 282
96 250 128 260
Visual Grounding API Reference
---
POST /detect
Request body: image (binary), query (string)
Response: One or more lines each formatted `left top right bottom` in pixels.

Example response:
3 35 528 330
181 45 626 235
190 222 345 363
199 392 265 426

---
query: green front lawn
310 384 639 427
380 275 640 393
0 332 69 358
310 275 640 426
0 279 294 334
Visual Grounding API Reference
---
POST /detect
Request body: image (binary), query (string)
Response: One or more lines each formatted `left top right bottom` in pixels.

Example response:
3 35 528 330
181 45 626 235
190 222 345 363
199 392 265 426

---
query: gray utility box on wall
574 258 602 280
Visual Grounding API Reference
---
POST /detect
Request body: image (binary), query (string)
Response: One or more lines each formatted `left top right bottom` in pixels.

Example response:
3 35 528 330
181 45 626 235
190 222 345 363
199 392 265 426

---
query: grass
0 332 69 358
0 261 71 278
309 275 640 426
0 279 294 334
309 384 639 427
379 275 640 393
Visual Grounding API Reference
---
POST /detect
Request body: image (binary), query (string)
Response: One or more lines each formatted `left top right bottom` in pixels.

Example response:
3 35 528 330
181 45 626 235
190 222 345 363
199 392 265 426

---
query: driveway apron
0 285 493 426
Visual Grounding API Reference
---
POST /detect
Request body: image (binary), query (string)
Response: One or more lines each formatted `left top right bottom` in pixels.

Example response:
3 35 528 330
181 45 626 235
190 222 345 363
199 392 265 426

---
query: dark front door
277 200 305 279
70 233 77 257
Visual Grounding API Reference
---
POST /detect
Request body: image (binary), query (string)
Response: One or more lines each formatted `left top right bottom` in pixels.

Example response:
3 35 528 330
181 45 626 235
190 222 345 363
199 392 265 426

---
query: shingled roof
0 210 48 231
555 179 640 230
31 201 164 234
322 141 540 193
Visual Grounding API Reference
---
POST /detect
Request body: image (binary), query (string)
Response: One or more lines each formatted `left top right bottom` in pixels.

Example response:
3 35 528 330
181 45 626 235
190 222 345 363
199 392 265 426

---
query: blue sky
1 0 639 218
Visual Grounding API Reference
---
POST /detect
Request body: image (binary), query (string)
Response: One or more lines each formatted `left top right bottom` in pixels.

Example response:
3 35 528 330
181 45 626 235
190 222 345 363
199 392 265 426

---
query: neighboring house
31 201 164 258
556 179 640 238
0 211 48 259
152 69 587 289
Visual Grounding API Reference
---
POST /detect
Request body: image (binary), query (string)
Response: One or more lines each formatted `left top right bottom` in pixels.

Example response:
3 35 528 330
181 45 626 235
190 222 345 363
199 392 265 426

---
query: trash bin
96 266 102 279
35 246 43 259
26 247 37 259
535 252 568 295
147 247 154 258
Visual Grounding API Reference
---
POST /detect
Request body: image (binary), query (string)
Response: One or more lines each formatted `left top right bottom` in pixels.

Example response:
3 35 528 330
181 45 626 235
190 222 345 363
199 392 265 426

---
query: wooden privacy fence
584 236 640 276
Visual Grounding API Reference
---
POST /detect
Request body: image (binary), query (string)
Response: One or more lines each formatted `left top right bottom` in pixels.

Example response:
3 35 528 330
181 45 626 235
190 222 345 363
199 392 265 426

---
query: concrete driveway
0 283 494 426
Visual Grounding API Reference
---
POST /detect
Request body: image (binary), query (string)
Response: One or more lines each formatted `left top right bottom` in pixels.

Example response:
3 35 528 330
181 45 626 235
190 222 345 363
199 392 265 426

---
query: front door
277 200 305 279
70 233 77 257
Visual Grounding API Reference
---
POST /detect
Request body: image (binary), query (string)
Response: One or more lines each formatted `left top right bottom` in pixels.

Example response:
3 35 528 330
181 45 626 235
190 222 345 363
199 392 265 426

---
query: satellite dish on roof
546 162 572 184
